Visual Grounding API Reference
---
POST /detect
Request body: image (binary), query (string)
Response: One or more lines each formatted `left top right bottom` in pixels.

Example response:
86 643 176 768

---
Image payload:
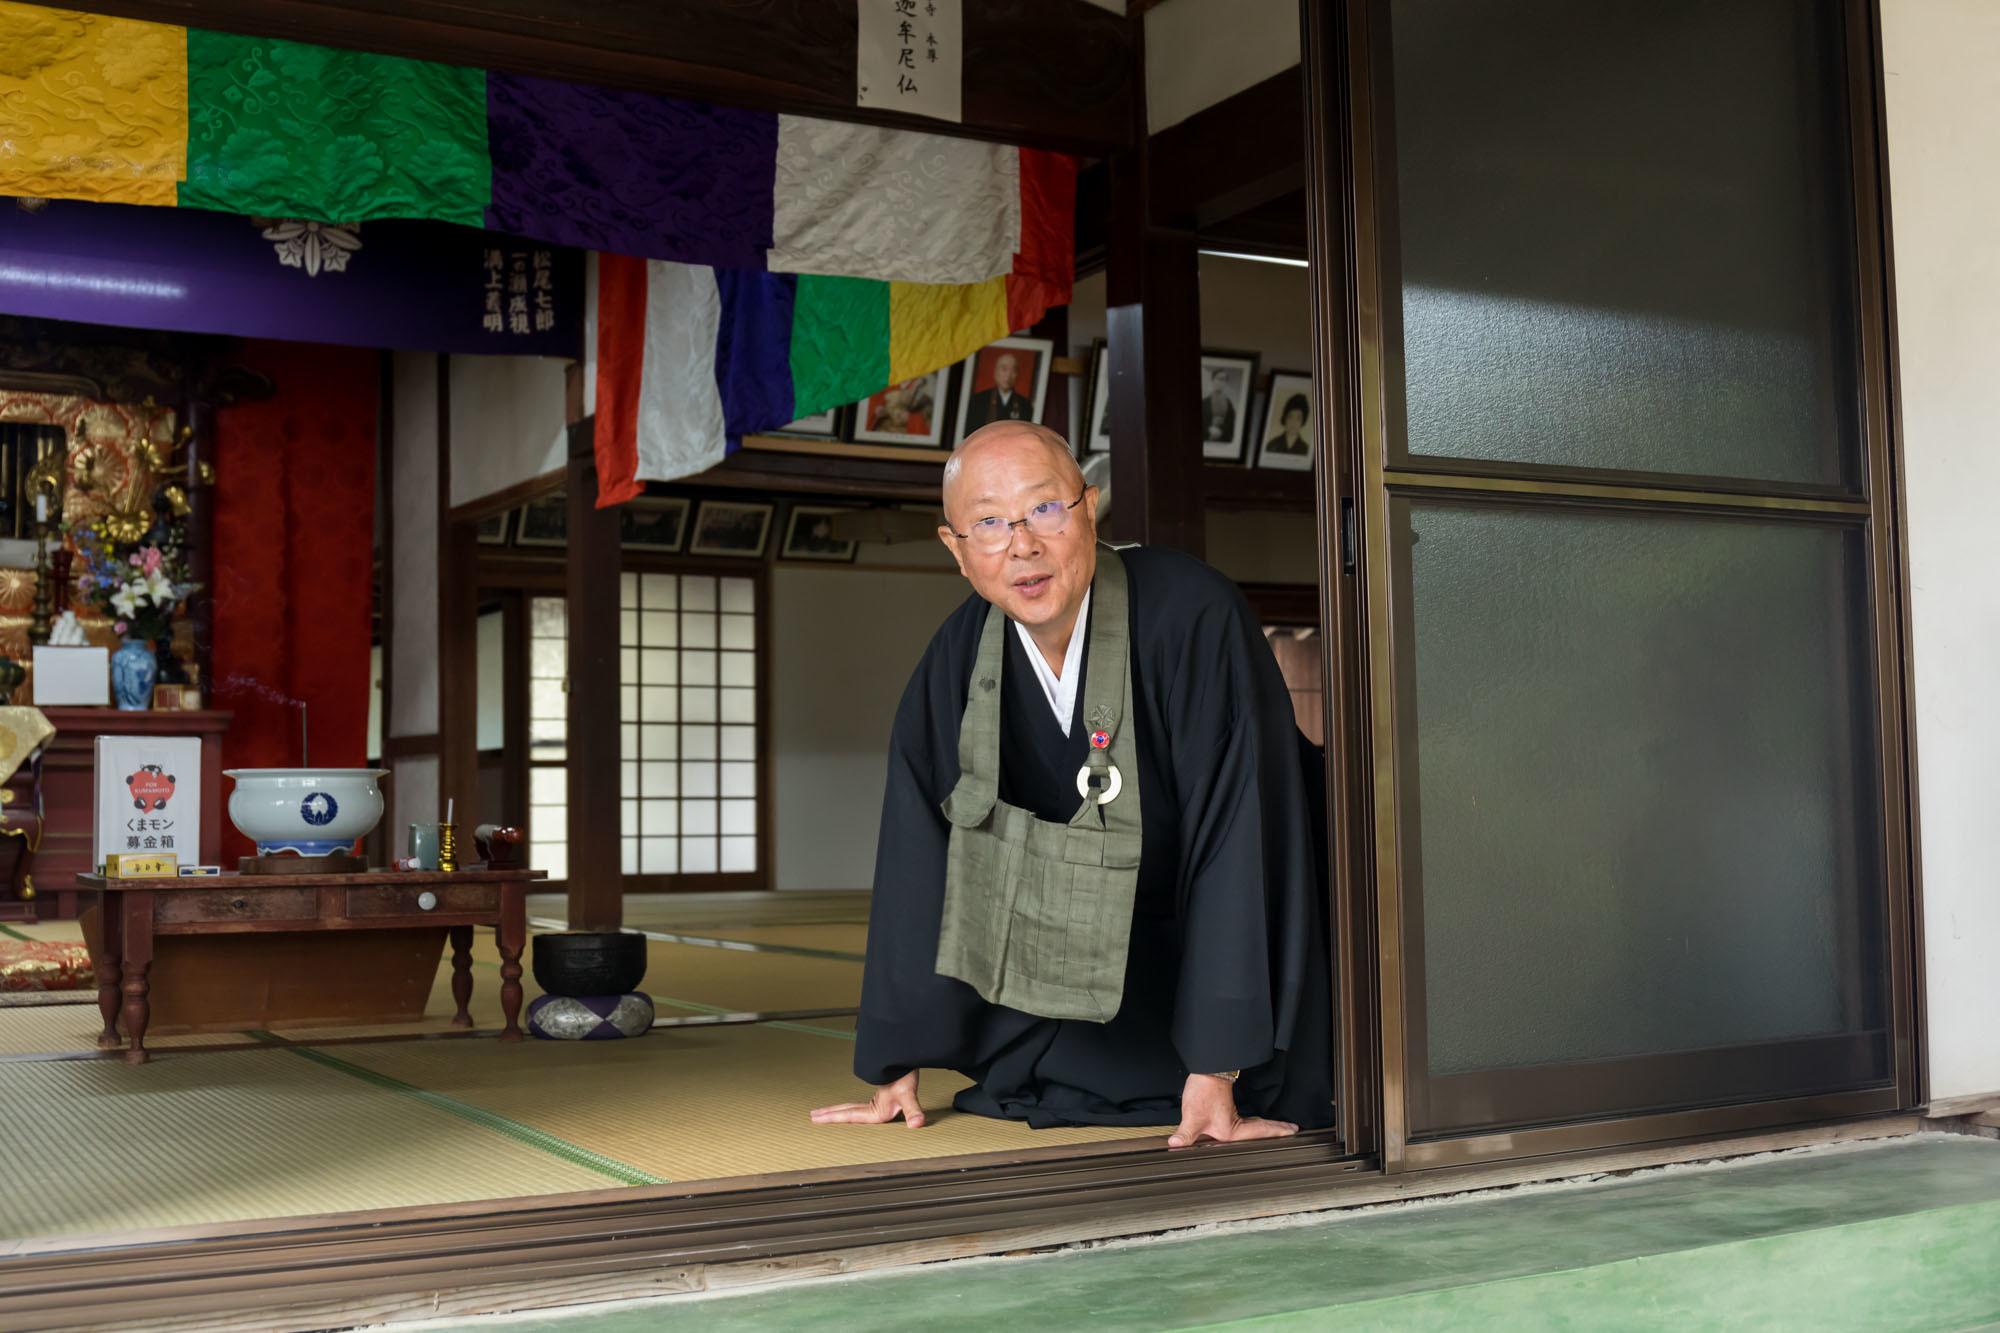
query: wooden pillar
1103 29 1205 556
564 421 623 931
436 357 481 836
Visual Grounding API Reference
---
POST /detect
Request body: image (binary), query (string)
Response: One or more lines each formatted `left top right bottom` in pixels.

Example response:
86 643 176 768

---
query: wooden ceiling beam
1148 67 1306 230
68 0 1135 154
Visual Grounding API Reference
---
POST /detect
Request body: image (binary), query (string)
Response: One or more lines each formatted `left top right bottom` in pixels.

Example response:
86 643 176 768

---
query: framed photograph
620 495 691 552
1255 371 1316 472
953 335 1054 443
514 492 567 547
770 407 843 440
852 370 949 447
1084 338 1113 455
779 505 859 563
475 510 513 545
1199 349 1260 464
688 500 774 558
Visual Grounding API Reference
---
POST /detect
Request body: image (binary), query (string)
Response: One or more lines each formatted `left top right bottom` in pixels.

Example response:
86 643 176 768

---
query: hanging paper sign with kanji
857 0 963 124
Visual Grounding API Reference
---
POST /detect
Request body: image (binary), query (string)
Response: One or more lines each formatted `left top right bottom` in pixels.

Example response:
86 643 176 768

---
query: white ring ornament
1075 763 1123 804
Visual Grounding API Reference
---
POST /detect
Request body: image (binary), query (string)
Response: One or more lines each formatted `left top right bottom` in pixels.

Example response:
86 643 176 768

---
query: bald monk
811 422 1334 1146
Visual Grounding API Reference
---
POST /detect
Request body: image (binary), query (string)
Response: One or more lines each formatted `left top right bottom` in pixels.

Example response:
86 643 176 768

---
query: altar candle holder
437 821 457 873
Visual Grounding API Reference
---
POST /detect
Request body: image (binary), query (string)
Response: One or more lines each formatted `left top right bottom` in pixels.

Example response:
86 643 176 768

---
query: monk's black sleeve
1162 576 1324 1079
853 622 989 1085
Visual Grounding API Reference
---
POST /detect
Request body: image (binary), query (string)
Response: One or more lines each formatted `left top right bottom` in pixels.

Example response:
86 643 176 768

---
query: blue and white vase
112 637 158 711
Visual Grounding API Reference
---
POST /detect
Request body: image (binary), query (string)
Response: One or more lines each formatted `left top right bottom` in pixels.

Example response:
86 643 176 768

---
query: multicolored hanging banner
0 3 1071 289
591 145 1075 507
0 198 583 357
0 0 1076 499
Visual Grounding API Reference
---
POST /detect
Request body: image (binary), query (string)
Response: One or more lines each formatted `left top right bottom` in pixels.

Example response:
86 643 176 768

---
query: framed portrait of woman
1254 371 1315 472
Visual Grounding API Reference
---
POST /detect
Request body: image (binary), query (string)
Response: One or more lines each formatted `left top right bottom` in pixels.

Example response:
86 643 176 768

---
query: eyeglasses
947 489 1088 553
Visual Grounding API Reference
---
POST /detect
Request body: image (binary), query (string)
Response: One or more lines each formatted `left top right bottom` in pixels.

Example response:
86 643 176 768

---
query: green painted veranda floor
413 1135 2000 1332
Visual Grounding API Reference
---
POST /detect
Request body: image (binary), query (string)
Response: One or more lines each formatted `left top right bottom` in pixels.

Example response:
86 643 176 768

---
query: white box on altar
93 735 203 872
31 645 109 706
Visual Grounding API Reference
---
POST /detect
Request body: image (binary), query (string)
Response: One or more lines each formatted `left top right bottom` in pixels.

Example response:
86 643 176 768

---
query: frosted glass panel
720 653 754 688
640 838 677 874
720 615 754 651
721 762 756 798
682 576 717 611
682 802 717 837
682 839 718 873
1387 0 1859 487
721 726 755 761
720 800 756 836
681 727 717 760
720 578 754 613
1396 499 1889 1126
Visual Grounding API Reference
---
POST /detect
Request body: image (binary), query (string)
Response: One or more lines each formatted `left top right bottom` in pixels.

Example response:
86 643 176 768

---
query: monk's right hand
810 1070 926 1128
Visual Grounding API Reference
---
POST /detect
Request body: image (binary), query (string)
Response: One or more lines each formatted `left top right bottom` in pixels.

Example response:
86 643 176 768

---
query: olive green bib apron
935 547 1143 1023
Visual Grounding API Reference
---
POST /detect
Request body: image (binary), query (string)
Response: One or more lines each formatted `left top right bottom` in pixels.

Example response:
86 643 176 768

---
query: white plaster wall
1145 0 1299 133
388 754 439 858
448 355 570 508
388 351 439 739
1881 0 2000 1102
771 566 969 890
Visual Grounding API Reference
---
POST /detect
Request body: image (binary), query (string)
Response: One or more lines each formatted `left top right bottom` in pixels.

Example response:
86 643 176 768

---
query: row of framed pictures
477 495 862 563
768 335 1057 450
1078 341 1315 471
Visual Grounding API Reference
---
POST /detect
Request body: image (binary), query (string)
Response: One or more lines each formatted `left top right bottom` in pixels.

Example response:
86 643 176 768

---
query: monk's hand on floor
1166 1073 1299 1148
810 1070 927 1128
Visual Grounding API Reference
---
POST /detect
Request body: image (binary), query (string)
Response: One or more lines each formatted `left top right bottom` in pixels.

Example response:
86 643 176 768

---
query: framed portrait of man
620 495 692 551
769 407 844 440
852 370 949 447
1199 350 1259 464
953 335 1054 443
513 492 567 547
688 500 774 559
1255 371 1316 472
1084 338 1113 455
475 510 513 545
779 505 860 563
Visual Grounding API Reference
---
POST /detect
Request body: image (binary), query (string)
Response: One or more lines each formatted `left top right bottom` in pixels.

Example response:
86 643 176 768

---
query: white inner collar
1011 587 1090 737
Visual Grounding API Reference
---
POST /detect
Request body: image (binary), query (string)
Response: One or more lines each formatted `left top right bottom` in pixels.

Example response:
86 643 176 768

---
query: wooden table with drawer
81 869 541 1063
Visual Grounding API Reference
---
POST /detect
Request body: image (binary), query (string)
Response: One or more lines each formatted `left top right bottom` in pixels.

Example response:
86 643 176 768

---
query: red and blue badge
1090 729 1112 750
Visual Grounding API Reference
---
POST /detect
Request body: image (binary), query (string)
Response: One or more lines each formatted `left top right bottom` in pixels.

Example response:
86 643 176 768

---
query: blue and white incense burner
224 769 389 857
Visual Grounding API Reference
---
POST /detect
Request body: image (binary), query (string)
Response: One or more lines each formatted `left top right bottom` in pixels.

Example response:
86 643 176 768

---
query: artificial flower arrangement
64 491 202 704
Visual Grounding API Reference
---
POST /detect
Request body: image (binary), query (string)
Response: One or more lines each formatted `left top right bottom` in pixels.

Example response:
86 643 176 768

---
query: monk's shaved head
942 422 1083 521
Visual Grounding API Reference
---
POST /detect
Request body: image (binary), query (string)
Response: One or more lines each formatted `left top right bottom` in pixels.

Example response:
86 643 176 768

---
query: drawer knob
417 891 438 912
230 897 247 911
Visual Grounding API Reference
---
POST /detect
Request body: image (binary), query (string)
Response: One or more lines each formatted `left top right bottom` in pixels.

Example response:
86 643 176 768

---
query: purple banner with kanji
0 199 583 358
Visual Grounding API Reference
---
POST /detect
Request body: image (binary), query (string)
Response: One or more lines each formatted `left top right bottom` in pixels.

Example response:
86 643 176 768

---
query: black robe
855 545 1335 1130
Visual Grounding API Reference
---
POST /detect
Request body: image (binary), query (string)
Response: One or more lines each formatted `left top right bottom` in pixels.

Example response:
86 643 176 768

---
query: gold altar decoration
0 388 175 662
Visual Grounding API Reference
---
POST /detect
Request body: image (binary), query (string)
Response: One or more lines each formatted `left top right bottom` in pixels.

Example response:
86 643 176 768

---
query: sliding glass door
1314 0 1916 1166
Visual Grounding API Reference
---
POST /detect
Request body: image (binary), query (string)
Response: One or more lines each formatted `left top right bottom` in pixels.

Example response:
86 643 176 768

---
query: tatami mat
0 920 84 943
656 923 869 956
3 899 1157 1243
0 926 861 1053
0 1047 624 1240
335 1021 1145 1185
0 1003 261 1055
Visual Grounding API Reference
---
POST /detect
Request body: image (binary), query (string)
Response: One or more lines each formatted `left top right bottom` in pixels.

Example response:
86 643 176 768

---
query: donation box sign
93 736 203 871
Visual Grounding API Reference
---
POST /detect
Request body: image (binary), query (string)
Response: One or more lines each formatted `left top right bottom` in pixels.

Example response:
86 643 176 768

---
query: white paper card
857 0 963 124
31 645 109 706
94 735 203 871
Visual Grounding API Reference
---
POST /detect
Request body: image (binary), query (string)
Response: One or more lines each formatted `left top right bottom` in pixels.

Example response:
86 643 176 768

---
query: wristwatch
1205 1069 1241 1083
